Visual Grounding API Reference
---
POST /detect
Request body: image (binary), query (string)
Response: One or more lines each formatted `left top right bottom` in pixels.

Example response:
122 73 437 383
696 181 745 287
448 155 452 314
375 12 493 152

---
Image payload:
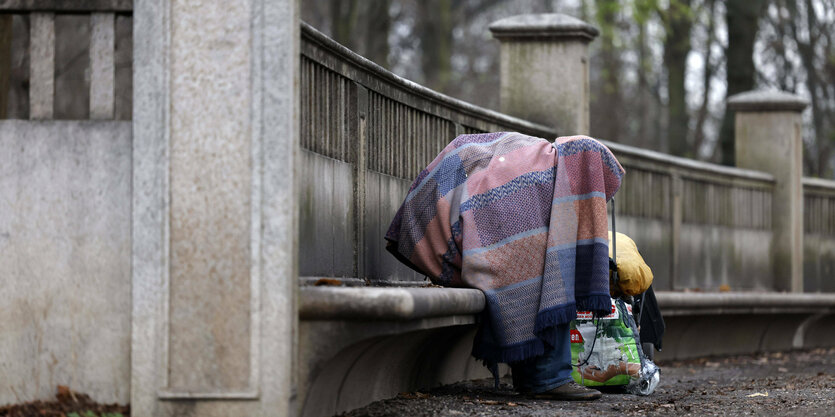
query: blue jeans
510 323 573 393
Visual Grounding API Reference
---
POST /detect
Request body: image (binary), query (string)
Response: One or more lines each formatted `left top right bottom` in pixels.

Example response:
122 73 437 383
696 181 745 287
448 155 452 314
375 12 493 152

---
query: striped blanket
385 132 625 363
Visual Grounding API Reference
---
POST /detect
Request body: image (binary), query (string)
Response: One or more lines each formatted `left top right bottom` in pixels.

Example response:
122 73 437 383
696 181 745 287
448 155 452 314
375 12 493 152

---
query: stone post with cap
727 90 808 293
489 14 599 135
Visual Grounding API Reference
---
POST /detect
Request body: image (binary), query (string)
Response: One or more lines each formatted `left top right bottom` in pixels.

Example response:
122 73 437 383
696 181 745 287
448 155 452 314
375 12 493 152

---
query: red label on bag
570 329 584 343
576 300 619 321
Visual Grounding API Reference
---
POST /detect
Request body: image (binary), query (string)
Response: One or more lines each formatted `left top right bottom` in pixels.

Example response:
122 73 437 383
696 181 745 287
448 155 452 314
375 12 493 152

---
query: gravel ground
343 347 835 417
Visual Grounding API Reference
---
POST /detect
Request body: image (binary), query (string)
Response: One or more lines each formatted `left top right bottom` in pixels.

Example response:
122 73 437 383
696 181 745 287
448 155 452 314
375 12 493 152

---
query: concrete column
489 14 598 135
728 90 807 293
131 0 299 415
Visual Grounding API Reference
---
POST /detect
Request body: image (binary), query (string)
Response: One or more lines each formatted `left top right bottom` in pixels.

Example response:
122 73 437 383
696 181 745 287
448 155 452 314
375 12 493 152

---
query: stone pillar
489 14 598 135
131 0 299 415
728 90 807 293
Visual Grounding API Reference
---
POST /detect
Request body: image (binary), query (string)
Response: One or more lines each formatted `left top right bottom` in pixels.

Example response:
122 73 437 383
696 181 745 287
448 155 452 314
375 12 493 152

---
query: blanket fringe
473 299 610 364
575 294 612 316
533 304 577 334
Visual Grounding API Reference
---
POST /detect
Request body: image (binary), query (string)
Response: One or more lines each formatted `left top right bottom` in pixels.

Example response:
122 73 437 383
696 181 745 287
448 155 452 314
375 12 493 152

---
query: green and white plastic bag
570 298 660 395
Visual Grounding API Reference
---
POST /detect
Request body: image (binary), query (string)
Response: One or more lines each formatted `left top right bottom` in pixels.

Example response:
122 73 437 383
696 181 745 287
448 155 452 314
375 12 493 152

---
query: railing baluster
29 12 54 119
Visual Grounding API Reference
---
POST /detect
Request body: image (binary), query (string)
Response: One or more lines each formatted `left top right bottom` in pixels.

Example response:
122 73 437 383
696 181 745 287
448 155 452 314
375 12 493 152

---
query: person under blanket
386 132 625 401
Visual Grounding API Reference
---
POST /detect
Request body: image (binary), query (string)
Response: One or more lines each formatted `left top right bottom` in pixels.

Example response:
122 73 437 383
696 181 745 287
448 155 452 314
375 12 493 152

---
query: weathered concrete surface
490 14 597 134
0 120 132 405
729 90 807 293
655 292 835 361
298 286 498 417
28 12 53 119
167 0 254 391
89 13 115 119
804 234 835 293
364 171 424 281
131 0 299 415
299 287 485 320
676 226 773 291
299 150 354 277
802 177 835 293
614 217 775 292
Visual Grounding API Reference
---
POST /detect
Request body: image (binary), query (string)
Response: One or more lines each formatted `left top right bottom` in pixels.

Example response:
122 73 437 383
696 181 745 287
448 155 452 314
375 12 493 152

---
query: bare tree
417 0 454 92
661 0 693 157
716 0 766 165
759 0 835 177
692 0 718 155
591 0 624 142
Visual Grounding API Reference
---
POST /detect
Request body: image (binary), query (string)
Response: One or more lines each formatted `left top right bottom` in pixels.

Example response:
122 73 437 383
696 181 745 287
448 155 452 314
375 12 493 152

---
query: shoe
528 381 602 401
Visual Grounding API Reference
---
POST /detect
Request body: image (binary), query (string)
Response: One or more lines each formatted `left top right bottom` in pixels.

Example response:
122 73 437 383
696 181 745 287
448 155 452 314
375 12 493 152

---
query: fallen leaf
56 385 77 403
314 278 343 286
747 392 769 397
719 284 731 292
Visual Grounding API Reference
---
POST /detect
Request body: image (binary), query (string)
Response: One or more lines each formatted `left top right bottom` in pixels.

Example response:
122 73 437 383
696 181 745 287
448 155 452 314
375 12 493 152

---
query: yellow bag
608 231 653 296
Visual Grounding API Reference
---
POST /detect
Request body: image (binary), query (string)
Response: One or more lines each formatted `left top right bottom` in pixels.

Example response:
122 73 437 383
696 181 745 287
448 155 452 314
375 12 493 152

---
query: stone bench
655 291 835 360
297 282 493 417
297 281 835 417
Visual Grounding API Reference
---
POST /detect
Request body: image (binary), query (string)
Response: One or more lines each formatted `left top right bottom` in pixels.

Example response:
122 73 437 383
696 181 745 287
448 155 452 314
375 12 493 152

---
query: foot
528 381 602 401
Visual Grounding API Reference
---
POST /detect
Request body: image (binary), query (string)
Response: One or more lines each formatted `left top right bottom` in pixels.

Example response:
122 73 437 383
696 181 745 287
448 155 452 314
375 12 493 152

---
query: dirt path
343 348 835 416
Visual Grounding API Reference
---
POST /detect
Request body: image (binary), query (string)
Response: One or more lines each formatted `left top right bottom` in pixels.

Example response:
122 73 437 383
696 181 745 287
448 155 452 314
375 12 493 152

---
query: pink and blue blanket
386 132 624 363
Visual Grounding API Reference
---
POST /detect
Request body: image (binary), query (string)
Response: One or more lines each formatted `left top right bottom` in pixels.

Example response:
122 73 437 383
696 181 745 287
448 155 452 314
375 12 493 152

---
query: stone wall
0 120 132 404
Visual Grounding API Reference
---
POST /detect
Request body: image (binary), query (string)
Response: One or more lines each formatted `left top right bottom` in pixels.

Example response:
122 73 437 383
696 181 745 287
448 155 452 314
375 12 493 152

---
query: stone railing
803 177 835 292
603 141 775 292
0 0 132 120
298 22 555 282
297 21 783 293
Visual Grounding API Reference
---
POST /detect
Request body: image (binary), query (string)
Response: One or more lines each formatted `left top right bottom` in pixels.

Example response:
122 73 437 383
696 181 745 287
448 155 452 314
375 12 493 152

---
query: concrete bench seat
297 283 835 417
297 282 493 417
656 291 835 315
300 286 485 321
654 291 835 360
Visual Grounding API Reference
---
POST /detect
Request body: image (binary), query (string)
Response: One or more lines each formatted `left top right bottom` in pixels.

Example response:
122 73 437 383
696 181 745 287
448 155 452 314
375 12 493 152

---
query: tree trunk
663 0 693 158
637 20 650 148
330 0 360 50
364 0 391 69
693 0 717 157
417 0 453 92
592 0 623 142
717 0 765 165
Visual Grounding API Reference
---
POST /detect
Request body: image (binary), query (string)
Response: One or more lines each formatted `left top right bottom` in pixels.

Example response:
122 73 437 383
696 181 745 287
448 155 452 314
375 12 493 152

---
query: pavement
342 347 835 416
